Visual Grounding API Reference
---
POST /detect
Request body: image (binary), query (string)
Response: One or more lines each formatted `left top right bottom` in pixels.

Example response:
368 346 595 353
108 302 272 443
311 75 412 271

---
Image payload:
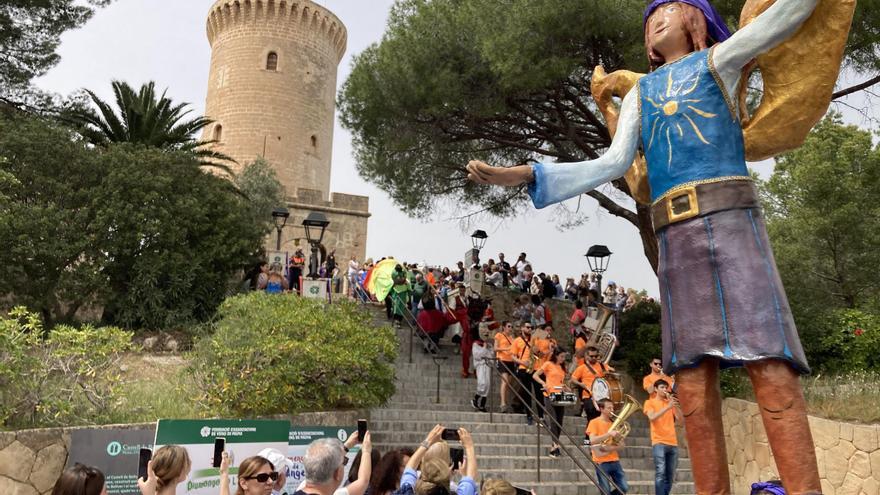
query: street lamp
271 207 290 250
470 229 488 267
585 244 612 297
302 211 330 278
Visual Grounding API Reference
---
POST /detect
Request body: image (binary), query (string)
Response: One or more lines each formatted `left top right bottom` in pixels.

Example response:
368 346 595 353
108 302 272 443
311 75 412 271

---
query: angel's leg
746 359 821 495
676 358 730 495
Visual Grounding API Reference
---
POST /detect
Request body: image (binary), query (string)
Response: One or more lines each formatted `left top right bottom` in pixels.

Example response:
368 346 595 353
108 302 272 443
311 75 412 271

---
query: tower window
266 52 278 71
311 135 317 147
214 124 223 142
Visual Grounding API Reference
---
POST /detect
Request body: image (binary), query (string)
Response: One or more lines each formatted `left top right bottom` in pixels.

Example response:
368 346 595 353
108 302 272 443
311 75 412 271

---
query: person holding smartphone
137 445 191 495
398 424 478 495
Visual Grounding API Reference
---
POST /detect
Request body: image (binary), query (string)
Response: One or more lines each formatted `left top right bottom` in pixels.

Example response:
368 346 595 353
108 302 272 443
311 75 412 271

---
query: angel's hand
466 161 532 187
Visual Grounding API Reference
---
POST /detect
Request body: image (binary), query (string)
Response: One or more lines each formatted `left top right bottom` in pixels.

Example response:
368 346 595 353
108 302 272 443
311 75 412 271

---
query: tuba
603 395 641 446
586 304 617 363
594 332 618 365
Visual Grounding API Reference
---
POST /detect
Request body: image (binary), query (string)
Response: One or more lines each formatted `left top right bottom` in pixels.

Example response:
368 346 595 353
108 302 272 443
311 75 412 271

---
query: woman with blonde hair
397 424 478 495
480 479 536 495
137 445 191 495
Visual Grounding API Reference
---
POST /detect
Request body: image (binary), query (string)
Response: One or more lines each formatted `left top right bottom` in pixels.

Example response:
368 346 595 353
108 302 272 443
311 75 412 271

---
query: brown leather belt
651 179 759 232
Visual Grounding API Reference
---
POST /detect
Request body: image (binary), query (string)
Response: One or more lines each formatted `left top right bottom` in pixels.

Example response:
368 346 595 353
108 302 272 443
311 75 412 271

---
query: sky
34 0 876 297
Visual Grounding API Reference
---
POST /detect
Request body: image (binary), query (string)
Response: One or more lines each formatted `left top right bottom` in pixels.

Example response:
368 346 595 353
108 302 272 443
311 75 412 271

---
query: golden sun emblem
645 69 718 169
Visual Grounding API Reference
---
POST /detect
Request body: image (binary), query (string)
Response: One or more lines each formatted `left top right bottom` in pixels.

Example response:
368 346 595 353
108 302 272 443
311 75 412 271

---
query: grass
801 370 880 424
104 354 206 425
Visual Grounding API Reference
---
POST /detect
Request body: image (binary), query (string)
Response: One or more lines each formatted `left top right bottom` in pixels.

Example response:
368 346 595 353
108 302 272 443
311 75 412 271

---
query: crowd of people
51 427 541 495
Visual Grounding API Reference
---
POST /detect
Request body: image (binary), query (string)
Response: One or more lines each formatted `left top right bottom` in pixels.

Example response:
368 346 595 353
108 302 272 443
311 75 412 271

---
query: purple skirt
657 207 809 375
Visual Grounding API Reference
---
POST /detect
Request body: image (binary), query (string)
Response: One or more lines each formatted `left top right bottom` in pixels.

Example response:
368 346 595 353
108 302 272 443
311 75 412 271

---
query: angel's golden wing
738 0 856 161
590 66 651 205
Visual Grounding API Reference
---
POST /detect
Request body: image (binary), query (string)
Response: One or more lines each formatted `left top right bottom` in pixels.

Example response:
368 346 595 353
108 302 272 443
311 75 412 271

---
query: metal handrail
483 356 620 495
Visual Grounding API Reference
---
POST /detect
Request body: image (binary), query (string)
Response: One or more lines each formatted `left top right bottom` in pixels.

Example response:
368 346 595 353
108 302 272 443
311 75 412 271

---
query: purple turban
644 0 732 43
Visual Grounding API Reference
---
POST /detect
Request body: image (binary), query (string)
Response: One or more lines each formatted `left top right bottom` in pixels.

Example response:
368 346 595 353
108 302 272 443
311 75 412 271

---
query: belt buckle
665 186 700 223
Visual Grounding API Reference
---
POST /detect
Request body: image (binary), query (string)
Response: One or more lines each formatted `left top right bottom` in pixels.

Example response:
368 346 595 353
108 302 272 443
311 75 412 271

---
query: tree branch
584 190 638 226
832 74 880 100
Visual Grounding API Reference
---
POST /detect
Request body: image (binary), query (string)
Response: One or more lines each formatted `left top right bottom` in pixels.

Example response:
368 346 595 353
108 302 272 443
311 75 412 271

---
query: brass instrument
603 395 641 446
583 304 615 337
584 304 617 364
594 332 618 365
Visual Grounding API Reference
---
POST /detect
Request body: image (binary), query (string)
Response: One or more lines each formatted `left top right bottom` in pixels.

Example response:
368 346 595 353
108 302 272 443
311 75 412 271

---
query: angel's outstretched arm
527 89 640 209
713 0 819 91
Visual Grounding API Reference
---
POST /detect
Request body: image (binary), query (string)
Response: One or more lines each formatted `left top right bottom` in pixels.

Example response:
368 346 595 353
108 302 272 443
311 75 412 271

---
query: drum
591 374 624 406
549 392 578 406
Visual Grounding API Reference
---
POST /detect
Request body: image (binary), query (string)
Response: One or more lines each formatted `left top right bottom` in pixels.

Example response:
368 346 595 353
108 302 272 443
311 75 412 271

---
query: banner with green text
154 419 289 495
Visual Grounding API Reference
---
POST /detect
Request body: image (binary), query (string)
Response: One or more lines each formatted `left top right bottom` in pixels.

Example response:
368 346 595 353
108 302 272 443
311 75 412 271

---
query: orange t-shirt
494 332 514 362
539 361 566 397
426 272 436 286
511 336 531 370
643 397 678 446
586 417 619 463
571 361 610 399
643 372 675 398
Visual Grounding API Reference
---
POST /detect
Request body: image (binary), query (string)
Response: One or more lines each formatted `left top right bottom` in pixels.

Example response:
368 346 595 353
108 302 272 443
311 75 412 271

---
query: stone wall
272 188 370 267
0 409 369 495
722 398 880 495
483 285 578 342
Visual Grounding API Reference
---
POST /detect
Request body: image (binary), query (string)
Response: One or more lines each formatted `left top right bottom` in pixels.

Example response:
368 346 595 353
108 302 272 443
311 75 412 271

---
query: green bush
818 308 880 372
0 307 132 429
616 301 662 378
190 293 397 417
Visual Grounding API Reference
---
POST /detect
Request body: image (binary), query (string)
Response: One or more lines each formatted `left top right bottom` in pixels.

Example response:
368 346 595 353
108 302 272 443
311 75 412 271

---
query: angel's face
646 3 691 62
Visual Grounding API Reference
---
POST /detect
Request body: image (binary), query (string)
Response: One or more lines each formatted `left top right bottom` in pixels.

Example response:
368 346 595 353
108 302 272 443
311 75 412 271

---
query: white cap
257 448 294 473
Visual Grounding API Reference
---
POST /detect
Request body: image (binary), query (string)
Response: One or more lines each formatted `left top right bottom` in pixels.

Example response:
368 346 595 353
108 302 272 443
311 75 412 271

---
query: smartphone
357 419 367 442
441 428 460 441
514 487 531 495
212 438 226 468
450 447 464 470
138 448 152 481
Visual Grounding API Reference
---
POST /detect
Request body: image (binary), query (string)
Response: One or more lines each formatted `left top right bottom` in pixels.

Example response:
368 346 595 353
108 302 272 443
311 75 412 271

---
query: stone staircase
365 305 696 495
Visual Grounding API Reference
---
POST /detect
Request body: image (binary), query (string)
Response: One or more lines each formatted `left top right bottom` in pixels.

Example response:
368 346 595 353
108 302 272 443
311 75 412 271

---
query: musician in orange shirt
511 322 543 425
643 379 682 495
494 321 516 412
643 357 675 398
532 347 569 458
570 346 614 422
586 399 628 495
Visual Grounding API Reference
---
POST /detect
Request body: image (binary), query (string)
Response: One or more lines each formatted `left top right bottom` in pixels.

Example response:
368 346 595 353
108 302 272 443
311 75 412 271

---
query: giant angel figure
468 0 855 493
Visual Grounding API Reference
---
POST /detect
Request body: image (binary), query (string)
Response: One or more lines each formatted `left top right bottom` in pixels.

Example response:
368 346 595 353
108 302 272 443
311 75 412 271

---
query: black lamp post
470 229 488 267
585 244 612 298
302 211 330 278
271 207 290 251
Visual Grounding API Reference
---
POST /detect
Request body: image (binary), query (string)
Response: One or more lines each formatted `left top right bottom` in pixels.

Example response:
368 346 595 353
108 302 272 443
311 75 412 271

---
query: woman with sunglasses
52 464 107 495
234 456 277 495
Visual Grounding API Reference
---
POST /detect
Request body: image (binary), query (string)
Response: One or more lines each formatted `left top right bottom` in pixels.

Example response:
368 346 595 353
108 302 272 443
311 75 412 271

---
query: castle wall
272 189 369 267
202 0 347 200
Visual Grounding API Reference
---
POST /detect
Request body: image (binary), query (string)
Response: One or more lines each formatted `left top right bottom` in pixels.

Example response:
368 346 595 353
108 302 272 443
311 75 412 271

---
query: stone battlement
288 188 370 216
206 0 347 61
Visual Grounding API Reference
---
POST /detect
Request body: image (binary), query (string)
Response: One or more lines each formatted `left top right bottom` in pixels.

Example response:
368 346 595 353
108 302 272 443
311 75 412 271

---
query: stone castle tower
203 0 369 263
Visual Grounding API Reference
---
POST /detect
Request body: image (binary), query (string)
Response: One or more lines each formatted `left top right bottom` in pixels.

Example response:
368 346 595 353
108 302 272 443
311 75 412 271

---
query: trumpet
603 395 641 446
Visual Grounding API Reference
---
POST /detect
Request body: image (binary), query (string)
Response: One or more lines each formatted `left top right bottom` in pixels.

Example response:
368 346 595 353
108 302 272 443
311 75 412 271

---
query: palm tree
66 81 233 172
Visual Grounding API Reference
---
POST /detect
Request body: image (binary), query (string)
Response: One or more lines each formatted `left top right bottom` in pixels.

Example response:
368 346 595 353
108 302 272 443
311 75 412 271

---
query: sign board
282 427 358 495
301 278 330 301
67 428 156 495
154 419 289 495
267 250 289 270
468 268 484 295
